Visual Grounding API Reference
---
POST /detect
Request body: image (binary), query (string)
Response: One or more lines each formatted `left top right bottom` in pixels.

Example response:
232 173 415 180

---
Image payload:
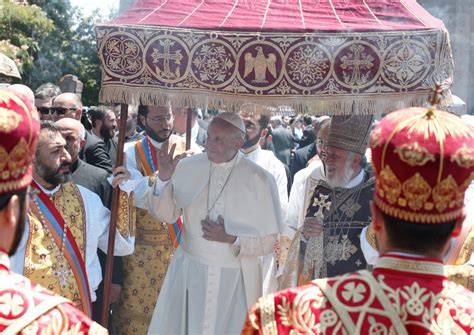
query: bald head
55 118 86 164
52 93 83 121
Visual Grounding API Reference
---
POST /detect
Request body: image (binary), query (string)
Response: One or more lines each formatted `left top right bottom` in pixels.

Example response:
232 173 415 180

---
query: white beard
326 159 356 188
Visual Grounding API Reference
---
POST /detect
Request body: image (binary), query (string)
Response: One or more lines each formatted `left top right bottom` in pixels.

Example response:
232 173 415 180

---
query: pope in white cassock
143 112 284 335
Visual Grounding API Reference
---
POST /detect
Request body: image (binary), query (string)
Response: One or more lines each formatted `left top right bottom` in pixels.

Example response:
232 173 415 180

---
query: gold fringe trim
99 85 453 116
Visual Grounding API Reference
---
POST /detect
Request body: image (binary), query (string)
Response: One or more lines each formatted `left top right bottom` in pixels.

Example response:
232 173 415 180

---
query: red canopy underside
109 0 443 32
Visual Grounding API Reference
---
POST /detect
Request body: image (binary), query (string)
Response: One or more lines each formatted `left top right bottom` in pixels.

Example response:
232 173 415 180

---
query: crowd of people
0 81 473 334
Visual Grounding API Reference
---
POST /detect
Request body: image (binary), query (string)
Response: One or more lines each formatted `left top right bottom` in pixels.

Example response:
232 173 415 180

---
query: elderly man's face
325 146 358 188
34 130 72 186
206 119 243 164
51 96 80 121
59 127 82 164
140 106 174 143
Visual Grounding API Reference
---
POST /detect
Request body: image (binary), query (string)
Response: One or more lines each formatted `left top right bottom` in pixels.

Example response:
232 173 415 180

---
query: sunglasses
38 107 51 115
49 107 77 115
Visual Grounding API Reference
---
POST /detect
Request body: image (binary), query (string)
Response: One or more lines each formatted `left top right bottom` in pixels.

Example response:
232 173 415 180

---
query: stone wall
419 0 473 114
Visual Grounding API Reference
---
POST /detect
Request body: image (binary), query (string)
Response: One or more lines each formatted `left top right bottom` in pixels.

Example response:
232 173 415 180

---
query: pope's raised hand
157 141 187 181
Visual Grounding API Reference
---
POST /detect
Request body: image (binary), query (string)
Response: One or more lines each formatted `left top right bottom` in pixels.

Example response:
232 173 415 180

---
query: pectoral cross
54 266 72 290
312 193 332 220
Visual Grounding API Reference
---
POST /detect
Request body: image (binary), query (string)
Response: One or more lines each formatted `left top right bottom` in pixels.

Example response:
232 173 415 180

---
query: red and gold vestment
0 251 107 334
243 254 474 334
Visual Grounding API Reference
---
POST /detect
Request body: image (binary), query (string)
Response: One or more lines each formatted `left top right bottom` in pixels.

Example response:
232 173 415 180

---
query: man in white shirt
239 104 289 293
144 112 284 335
10 121 135 316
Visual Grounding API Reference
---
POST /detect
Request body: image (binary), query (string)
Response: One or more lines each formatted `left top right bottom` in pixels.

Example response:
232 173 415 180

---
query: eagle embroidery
244 46 277 84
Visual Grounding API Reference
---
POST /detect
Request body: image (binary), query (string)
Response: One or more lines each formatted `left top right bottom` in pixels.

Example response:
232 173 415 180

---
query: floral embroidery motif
379 165 401 205
0 138 29 180
0 292 26 318
341 282 367 304
432 175 458 213
394 141 435 166
451 144 474 169
0 108 22 133
402 173 431 211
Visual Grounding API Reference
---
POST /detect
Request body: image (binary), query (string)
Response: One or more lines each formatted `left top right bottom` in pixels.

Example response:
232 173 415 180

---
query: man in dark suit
290 116 330 178
298 115 316 148
270 116 294 167
56 117 124 328
89 106 118 167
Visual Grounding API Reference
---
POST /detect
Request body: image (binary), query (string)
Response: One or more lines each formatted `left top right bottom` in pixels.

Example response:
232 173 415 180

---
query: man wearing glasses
34 82 61 121
113 103 187 334
51 93 113 173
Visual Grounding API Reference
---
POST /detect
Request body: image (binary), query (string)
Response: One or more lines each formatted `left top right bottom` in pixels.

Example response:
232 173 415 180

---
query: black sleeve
85 141 113 174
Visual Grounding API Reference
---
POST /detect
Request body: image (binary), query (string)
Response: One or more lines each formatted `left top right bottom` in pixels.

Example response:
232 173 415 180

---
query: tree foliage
0 0 53 73
0 0 114 105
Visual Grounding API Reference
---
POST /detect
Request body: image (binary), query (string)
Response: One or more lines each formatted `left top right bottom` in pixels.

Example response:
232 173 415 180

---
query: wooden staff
101 103 128 326
186 107 192 150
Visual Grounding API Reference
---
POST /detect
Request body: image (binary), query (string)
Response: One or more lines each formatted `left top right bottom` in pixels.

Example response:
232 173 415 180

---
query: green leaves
1 0 112 105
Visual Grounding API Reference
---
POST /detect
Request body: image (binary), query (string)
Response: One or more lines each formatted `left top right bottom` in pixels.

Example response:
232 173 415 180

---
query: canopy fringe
99 86 453 116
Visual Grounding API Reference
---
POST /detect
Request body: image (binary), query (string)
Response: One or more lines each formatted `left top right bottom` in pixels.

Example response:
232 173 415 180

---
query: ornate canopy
95 0 453 114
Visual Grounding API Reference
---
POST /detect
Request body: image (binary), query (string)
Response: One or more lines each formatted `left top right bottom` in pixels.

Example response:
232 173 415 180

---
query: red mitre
370 107 474 224
0 89 40 194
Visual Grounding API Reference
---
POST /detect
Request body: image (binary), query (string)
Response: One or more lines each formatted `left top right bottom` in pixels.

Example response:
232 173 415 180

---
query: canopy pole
101 103 128 327
186 107 192 150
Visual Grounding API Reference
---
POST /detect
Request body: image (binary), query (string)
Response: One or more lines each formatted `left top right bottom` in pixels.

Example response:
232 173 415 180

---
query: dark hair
40 120 61 133
88 106 109 128
382 212 456 254
137 105 149 129
34 83 61 100
303 115 313 126
0 188 27 211
258 114 270 132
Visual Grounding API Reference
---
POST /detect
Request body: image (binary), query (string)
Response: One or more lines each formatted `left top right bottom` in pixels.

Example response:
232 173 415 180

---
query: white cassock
10 183 135 302
142 152 284 335
243 145 288 293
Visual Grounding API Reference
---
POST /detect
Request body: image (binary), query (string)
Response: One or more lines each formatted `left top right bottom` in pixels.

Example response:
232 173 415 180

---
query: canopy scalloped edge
99 85 453 116
96 24 454 115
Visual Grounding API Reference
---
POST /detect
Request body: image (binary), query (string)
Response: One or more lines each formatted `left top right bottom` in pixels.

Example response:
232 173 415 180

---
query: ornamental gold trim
374 195 463 224
259 294 277 335
375 256 445 277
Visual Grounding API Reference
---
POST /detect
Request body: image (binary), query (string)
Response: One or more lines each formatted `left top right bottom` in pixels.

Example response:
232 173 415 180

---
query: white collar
242 145 261 160
147 136 164 149
33 179 61 195
210 151 242 169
